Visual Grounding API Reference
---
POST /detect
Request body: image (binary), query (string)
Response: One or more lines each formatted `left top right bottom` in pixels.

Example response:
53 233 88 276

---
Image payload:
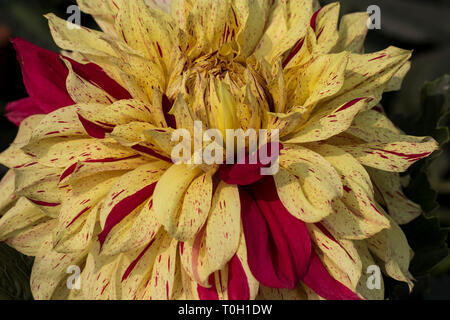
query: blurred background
0 0 449 299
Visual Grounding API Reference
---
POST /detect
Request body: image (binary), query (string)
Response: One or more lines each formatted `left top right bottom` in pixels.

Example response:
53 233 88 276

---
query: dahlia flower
0 0 438 300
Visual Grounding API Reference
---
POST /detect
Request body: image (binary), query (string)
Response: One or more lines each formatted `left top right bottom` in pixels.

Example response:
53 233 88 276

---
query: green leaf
385 75 450 299
0 243 34 300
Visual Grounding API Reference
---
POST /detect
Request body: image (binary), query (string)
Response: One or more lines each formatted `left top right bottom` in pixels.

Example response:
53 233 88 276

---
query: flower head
0 0 438 300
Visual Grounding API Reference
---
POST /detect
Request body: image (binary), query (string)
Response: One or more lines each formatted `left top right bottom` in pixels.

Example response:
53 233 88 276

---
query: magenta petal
219 162 266 186
197 275 219 300
302 252 361 300
12 38 74 114
240 176 312 289
218 143 282 186
227 255 250 300
5 97 45 126
9 38 132 127
77 114 113 139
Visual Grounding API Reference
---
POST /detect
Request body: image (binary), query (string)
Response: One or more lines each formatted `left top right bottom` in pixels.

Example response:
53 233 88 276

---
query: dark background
0 0 449 300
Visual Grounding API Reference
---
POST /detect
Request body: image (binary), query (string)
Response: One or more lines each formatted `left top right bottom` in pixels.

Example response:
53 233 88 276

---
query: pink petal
302 252 361 300
8 38 131 127
227 254 250 300
12 38 74 114
218 143 282 186
5 97 45 126
240 176 312 289
197 275 219 300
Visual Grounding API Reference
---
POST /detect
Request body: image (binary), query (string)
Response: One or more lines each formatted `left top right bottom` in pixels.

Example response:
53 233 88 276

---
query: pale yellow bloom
0 0 438 300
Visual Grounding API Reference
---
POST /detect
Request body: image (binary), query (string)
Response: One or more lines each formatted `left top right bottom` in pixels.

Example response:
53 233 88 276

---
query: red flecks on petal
69 58 131 101
77 114 113 139
240 176 312 289
283 39 305 69
310 8 323 32
179 242 184 255
371 148 432 161
66 206 92 228
302 251 360 300
227 254 250 300
368 54 387 62
197 275 219 300
98 182 158 248
59 163 78 183
28 199 61 207
316 223 356 263
121 239 155 282
335 97 367 113
131 145 171 163
84 155 140 163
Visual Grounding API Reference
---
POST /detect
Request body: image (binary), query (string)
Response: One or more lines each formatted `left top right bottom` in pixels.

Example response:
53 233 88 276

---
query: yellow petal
289 52 349 109
6 219 56 257
63 57 115 105
77 0 118 35
367 167 422 225
313 2 340 54
278 144 343 221
153 164 202 237
196 182 241 283
173 173 213 241
367 217 414 288
332 12 369 53
81 236 122 300
31 233 87 300
99 162 169 255
308 143 391 239
285 97 369 143
0 197 48 241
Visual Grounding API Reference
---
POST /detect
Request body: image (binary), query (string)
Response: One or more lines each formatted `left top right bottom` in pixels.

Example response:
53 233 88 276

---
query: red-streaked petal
302 252 361 300
310 8 323 31
240 176 312 289
98 182 157 248
77 114 113 139
121 240 154 282
69 58 131 101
